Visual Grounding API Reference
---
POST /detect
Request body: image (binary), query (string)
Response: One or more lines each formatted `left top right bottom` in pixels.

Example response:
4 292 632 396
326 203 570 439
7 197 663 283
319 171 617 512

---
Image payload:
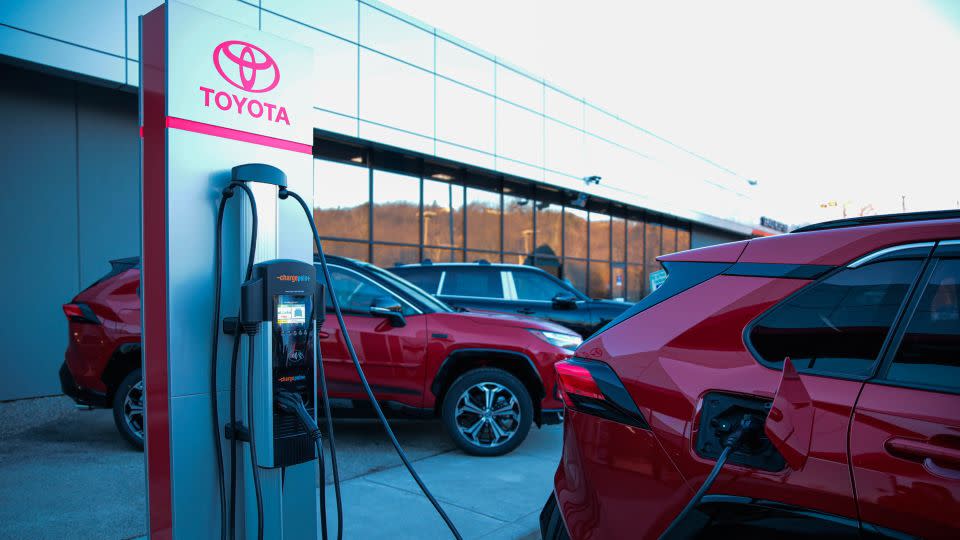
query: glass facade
268 0 758 232
314 156 692 301
1 0 762 236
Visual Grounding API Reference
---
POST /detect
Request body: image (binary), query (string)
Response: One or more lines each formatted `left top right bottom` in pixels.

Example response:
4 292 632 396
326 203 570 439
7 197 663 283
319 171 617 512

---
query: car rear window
749 259 924 377
440 267 504 298
391 267 442 294
593 261 731 336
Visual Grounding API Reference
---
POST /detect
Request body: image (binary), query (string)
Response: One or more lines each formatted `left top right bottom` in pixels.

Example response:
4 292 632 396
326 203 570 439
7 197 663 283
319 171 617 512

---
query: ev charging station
140 3 319 538
140 4 461 539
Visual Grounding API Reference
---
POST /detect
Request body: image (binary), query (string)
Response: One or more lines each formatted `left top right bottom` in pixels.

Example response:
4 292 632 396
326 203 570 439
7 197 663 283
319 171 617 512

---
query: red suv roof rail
792 209 960 234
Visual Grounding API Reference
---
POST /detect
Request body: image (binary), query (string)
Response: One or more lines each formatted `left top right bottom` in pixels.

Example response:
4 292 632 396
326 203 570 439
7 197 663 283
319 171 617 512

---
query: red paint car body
542 211 960 540
61 256 575 455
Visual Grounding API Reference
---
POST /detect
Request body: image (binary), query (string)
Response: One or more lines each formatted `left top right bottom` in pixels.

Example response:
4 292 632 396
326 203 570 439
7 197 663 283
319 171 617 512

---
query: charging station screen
277 300 306 325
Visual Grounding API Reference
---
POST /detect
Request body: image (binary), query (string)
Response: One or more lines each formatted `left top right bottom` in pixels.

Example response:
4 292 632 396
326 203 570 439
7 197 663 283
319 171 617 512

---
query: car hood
448 309 576 334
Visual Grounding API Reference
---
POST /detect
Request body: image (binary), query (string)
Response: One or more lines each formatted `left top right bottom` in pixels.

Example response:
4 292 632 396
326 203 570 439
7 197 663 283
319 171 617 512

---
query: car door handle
885 437 960 473
517 308 536 315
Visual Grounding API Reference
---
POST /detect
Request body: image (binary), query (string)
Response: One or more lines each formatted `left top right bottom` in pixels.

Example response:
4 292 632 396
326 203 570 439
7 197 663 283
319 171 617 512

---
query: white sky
385 0 960 225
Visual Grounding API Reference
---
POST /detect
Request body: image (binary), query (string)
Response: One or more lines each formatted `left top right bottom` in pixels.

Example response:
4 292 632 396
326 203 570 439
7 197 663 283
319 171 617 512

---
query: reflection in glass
564 207 588 259
645 222 662 295
503 194 534 255
590 261 612 299
563 259 588 297
612 218 626 263
423 180 464 249
589 212 610 261
322 240 369 262
627 220 644 263
373 170 419 245
611 264 626 300
423 247 458 263
627 264 644 302
466 250 500 263
677 226 691 252
533 202 563 277
314 159 369 241
373 244 420 268
466 188 500 252
662 225 677 255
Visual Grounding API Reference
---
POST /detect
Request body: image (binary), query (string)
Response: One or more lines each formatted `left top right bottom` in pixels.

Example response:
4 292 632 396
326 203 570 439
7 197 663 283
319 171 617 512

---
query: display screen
277 301 306 325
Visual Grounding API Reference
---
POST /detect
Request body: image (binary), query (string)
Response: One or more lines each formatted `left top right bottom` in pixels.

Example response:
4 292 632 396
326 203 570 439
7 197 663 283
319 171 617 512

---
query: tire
441 368 533 457
112 369 145 450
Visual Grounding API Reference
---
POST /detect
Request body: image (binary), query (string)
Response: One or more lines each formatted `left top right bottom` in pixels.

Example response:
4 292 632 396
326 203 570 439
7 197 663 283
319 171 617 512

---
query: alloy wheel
123 380 145 441
454 382 521 448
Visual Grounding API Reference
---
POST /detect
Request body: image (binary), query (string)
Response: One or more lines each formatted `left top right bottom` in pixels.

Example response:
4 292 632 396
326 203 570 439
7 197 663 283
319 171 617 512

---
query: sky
385 0 960 225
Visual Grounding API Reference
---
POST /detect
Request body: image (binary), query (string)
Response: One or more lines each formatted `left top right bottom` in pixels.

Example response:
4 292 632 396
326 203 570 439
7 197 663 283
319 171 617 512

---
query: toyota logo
212 40 279 93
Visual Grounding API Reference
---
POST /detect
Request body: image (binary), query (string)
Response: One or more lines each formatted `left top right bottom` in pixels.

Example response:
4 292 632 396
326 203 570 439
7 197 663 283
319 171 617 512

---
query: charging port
695 392 785 472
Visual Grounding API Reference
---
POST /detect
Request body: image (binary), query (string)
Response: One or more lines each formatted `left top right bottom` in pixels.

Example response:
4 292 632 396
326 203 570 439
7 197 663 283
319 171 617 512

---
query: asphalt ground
0 396 559 539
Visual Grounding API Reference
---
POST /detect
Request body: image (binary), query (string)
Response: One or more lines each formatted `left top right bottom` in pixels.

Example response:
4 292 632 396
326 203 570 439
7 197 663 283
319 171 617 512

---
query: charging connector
276 391 321 443
659 412 765 540
276 391 329 540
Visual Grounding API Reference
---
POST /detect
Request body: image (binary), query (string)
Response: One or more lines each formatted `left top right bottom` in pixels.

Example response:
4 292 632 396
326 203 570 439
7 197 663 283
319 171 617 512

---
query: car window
327 266 414 315
512 270 571 302
392 267 441 294
440 267 503 298
887 258 960 390
365 263 451 313
749 259 924 377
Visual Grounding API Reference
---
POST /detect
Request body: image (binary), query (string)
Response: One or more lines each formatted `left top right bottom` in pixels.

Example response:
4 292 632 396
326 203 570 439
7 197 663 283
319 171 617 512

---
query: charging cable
658 414 763 539
275 391 327 540
211 181 260 540
280 187 463 540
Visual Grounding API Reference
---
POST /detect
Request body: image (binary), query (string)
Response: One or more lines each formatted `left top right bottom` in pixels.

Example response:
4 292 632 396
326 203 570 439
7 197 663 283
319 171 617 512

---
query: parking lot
0 396 558 540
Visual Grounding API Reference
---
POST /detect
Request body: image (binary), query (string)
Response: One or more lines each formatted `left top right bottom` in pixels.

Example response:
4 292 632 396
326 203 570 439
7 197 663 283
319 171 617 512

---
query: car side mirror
552 293 578 310
369 296 406 327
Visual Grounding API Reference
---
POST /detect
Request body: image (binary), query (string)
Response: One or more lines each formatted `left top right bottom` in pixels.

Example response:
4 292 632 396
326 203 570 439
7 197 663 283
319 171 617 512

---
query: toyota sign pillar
140 2 317 538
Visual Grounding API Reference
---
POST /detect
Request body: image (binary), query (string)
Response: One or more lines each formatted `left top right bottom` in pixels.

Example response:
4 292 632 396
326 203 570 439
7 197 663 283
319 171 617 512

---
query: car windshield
361 263 454 313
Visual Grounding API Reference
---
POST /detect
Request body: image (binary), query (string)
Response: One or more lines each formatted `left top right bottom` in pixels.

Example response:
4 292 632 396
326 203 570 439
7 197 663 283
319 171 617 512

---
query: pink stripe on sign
165 116 313 154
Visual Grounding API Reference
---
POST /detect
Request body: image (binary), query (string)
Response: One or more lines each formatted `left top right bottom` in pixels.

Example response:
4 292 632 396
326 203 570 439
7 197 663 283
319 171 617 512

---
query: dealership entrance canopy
0 0 777 402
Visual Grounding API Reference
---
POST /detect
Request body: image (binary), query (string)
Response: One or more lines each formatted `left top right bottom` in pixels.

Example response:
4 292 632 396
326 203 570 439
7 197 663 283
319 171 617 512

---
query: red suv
541 210 960 539
61 255 579 455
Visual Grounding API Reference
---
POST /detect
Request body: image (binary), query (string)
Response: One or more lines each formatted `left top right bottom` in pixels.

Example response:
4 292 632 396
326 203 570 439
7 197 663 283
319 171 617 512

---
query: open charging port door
695 392 786 472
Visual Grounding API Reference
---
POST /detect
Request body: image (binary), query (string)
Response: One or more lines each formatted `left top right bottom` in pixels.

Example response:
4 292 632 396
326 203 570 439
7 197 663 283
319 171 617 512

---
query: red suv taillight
555 358 648 428
62 303 100 324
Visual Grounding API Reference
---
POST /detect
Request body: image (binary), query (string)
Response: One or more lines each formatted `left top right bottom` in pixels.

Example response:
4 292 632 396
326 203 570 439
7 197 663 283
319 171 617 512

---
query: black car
390 261 632 338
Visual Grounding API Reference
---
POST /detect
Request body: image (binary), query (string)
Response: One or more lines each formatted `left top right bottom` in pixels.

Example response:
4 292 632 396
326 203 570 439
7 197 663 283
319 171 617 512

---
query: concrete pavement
319 425 560 539
0 396 560 539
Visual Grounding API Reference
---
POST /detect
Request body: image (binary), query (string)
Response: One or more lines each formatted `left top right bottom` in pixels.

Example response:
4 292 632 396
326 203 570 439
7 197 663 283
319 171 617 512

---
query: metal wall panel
0 66 80 400
77 85 140 288
0 65 141 401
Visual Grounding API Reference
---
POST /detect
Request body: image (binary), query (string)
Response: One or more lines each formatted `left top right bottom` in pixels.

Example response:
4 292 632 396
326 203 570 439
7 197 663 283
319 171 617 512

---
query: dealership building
0 0 775 401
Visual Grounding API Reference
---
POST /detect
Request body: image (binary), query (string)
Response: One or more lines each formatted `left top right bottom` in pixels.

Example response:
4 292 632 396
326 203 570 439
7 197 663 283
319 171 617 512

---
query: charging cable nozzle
276 391 322 442
723 413 763 451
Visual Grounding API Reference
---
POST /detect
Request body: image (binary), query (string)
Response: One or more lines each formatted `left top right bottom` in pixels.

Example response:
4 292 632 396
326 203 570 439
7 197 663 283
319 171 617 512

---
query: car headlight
528 329 582 351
